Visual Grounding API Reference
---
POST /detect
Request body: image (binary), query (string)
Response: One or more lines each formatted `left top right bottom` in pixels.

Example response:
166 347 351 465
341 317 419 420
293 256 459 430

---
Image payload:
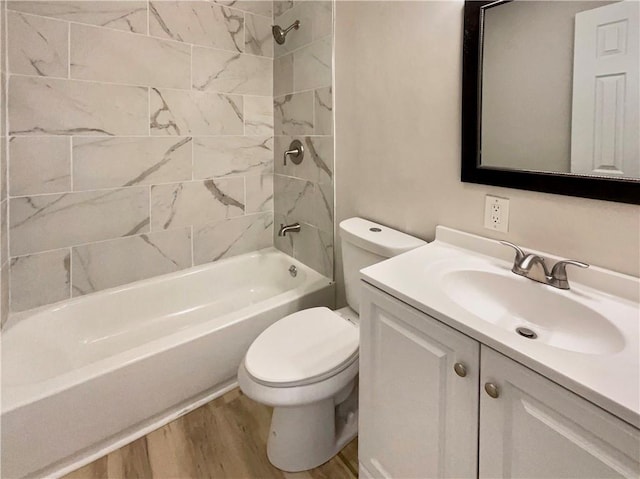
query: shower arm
282 20 300 35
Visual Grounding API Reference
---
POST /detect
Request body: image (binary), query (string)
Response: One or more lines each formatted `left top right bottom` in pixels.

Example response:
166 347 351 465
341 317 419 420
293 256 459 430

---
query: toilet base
266 381 359 472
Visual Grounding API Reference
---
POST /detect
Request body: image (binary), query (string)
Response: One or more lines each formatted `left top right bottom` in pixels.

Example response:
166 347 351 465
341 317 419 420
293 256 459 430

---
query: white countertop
360 226 640 428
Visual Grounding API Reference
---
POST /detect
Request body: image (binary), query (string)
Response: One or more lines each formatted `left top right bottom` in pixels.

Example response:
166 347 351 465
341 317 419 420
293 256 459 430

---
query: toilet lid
244 307 359 386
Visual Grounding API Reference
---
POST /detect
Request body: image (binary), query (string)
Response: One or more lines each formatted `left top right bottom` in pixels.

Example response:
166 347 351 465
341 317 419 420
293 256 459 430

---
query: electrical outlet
484 195 509 232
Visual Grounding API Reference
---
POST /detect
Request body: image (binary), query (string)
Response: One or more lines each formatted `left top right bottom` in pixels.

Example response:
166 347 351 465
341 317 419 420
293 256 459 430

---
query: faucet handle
283 139 304 166
499 241 526 263
550 259 589 280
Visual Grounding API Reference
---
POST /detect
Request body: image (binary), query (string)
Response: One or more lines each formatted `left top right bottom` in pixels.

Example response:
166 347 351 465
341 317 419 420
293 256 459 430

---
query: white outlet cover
484 195 509 232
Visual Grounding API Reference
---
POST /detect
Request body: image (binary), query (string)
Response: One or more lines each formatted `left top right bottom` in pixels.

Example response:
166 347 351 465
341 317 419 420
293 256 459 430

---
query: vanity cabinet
359 282 640 479
358 283 480 479
480 346 640 479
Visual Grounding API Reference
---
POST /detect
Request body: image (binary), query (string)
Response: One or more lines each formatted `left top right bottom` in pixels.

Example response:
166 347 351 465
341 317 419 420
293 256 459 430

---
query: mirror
462 0 640 205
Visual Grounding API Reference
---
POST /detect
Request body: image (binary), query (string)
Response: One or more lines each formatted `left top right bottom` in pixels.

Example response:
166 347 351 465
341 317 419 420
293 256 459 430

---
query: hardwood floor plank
338 438 358 476
62 389 358 479
63 457 108 479
219 395 282 479
286 455 355 479
146 421 194 478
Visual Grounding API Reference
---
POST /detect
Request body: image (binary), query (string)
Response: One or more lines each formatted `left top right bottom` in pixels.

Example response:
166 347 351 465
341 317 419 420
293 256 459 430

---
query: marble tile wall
5 0 275 314
272 1 334 279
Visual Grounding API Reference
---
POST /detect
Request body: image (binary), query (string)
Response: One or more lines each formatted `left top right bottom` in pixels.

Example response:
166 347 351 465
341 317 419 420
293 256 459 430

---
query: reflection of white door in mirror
571 1 639 178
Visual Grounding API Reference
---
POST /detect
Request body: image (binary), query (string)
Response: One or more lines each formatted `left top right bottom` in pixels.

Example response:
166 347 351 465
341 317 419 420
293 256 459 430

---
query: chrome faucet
278 222 301 237
500 241 589 290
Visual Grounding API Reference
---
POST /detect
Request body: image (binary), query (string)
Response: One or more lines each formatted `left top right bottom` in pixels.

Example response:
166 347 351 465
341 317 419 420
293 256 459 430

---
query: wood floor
63 388 358 479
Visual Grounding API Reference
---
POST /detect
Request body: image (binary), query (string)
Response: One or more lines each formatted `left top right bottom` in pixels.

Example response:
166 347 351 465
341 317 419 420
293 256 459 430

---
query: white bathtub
0 248 334 479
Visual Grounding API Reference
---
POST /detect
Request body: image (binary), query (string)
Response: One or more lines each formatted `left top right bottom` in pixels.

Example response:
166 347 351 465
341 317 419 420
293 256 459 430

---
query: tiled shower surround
272 0 334 279
0 0 335 319
3 0 277 315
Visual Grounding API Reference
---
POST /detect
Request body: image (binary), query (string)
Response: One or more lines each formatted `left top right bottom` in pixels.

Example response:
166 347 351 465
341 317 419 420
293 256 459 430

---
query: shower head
272 20 300 45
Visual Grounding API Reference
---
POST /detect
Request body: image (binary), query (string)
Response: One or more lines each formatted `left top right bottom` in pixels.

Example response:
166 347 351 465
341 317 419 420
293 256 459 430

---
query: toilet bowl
238 306 359 472
238 218 426 472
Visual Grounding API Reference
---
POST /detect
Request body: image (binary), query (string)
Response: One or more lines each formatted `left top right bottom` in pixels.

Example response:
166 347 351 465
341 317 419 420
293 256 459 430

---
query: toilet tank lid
339 218 426 258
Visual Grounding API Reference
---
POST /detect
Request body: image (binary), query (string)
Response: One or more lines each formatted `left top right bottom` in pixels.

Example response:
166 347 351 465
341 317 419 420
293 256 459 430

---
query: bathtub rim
4 247 323 329
1 247 333 414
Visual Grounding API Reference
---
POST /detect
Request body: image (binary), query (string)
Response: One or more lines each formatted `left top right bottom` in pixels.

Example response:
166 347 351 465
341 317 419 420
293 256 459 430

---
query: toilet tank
339 218 426 314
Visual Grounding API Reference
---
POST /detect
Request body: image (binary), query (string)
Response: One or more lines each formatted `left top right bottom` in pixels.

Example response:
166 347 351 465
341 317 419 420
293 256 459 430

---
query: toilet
238 217 426 472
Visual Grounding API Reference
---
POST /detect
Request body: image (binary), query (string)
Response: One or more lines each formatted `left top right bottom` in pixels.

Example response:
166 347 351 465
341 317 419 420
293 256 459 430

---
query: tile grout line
190 92 194 269
148 184 152 241
69 136 74 191
68 246 72 301
7 172 271 200
8 73 272 104
10 225 196 261
190 225 194 267
6 7 274 57
243 11 247 60
191 136 195 182
243 90 247 137
312 87 316 135
4 1 12 314
5 134 279 139
67 20 71 79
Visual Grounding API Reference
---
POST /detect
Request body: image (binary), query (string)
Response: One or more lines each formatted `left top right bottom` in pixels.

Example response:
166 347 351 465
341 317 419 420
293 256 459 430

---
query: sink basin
442 269 625 355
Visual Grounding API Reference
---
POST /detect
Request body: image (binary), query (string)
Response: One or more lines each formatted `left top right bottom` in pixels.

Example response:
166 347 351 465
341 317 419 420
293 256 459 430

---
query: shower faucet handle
283 139 304 166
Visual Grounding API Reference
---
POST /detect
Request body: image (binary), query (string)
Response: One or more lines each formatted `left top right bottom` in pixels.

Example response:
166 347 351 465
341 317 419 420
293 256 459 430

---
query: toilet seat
244 307 359 388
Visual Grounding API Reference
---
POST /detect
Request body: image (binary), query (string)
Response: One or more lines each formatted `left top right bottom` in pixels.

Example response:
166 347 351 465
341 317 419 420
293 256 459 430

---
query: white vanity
358 227 640 479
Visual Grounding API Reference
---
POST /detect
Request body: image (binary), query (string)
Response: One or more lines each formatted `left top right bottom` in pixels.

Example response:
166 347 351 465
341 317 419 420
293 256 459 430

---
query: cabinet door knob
484 382 500 398
453 362 467 377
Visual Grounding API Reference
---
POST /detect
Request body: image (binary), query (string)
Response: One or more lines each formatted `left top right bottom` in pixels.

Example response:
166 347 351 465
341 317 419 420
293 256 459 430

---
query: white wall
334 1 639 305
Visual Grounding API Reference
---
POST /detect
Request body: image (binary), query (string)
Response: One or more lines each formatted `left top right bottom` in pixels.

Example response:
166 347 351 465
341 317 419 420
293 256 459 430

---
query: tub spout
278 223 301 237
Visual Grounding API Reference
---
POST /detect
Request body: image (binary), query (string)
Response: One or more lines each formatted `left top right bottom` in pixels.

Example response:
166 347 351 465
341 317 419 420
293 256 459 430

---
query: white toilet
238 217 426 472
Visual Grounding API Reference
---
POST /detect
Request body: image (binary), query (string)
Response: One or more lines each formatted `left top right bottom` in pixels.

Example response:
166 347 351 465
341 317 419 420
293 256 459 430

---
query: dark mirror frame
461 1 640 205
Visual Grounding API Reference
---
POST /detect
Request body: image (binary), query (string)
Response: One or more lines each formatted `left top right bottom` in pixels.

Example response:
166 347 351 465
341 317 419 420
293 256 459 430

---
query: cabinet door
359 282 480 479
480 346 640 479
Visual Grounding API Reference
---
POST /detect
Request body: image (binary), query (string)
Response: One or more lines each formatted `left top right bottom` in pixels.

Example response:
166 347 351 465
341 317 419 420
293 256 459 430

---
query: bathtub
1 247 334 479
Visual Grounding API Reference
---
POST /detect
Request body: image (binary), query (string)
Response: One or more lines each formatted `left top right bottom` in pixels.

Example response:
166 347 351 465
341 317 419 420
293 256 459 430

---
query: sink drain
516 327 537 339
